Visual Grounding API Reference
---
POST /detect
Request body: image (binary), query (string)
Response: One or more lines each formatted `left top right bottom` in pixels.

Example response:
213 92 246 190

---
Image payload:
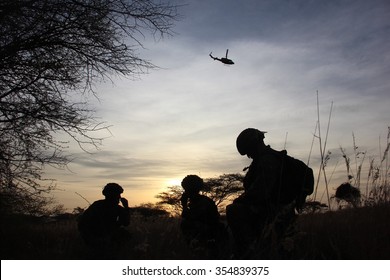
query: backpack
275 150 314 212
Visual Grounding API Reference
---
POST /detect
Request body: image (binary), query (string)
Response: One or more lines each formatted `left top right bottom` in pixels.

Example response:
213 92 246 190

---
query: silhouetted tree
0 181 55 216
334 182 361 208
0 0 180 215
129 203 169 218
155 173 244 215
155 185 183 216
204 173 244 210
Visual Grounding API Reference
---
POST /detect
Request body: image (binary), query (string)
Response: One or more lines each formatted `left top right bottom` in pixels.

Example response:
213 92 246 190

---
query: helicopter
209 49 234 65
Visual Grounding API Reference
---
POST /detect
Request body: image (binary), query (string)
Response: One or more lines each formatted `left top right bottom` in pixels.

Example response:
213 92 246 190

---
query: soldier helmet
181 175 204 193
236 128 266 155
102 183 123 197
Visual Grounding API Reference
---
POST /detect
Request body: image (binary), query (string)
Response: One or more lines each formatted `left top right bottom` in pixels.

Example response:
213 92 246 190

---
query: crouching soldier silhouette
226 128 314 259
78 183 131 258
180 175 227 258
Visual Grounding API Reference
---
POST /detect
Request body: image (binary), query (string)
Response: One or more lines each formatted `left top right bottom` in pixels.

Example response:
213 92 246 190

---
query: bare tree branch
0 0 180 215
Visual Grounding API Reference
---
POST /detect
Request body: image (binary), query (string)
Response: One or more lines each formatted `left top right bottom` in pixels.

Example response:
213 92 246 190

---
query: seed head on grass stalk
379 127 390 187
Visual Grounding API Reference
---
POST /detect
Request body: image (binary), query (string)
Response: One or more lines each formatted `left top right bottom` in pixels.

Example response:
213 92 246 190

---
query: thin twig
321 101 333 208
75 192 91 206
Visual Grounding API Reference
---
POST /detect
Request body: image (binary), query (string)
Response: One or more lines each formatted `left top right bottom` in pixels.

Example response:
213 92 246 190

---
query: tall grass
296 203 390 259
1 203 390 260
310 92 389 210
336 127 390 208
312 93 333 208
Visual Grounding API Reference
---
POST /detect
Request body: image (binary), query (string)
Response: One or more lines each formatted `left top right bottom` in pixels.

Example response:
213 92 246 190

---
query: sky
48 0 390 211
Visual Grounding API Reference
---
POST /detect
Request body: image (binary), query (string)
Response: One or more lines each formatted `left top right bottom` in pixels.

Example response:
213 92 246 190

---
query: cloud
49 0 390 210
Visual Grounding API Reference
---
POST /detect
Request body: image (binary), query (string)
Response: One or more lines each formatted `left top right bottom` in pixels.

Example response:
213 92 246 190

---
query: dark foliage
335 182 361 207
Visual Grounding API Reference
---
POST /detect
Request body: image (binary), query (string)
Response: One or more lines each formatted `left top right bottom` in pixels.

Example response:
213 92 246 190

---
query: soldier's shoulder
88 199 107 209
261 149 283 162
198 195 216 205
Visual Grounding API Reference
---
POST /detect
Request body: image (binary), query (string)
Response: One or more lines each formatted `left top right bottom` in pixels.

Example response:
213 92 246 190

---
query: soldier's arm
118 198 130 226
181 192 191 218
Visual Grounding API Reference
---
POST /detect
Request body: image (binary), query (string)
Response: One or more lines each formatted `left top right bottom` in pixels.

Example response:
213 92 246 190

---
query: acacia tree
155 185 183 216
205 173 244 208
0 0 179 215
155 173 244 215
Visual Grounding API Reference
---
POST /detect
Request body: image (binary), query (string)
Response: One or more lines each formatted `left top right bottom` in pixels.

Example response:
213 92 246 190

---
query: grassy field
1 203 389 260
295 203 390 259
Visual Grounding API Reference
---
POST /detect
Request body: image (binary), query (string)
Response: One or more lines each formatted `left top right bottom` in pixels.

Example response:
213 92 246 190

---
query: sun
166 178 182 186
